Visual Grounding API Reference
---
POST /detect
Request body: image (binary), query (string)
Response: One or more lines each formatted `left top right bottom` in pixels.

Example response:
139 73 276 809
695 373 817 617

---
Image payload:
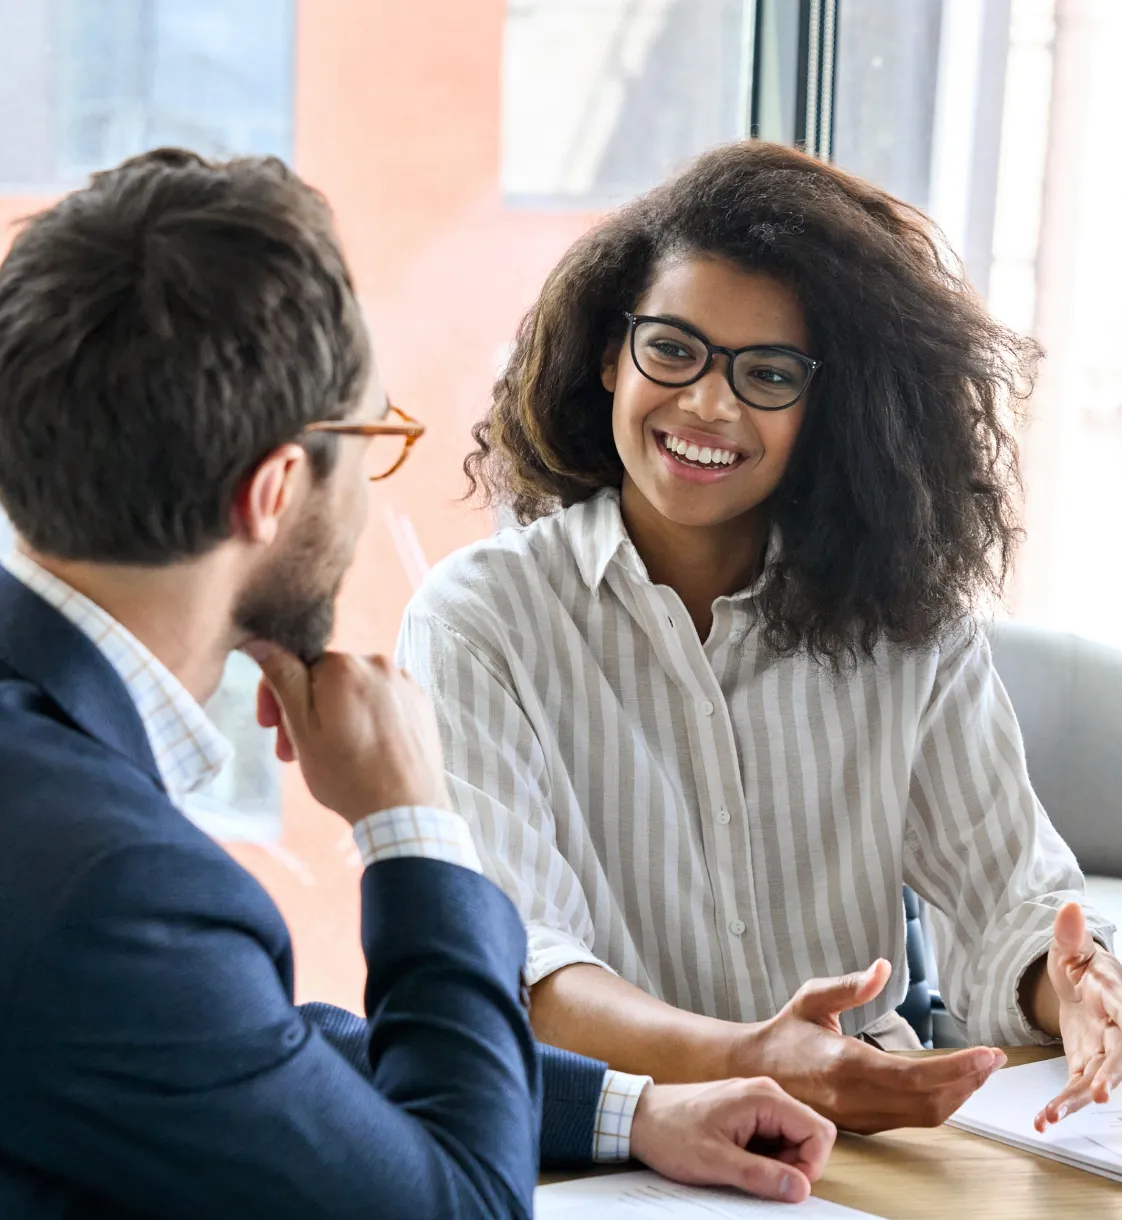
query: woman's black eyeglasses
624 312 820 411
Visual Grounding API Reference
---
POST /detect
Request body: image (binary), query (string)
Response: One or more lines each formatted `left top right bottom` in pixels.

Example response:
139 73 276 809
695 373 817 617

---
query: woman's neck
619 478 770 639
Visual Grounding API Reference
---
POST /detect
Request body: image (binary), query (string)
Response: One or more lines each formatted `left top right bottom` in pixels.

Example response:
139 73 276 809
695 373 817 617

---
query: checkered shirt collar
2 551 230 802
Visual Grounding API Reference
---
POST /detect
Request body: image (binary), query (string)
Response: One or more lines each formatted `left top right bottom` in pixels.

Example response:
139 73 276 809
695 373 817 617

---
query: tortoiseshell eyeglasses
303 404 425 481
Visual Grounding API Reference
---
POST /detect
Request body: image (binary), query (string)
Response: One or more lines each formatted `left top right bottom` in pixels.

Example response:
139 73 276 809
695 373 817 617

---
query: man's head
0 147 375 662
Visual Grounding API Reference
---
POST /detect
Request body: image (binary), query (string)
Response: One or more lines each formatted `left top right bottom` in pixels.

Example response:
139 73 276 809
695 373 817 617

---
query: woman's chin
622 465 769 531
648 488 761 531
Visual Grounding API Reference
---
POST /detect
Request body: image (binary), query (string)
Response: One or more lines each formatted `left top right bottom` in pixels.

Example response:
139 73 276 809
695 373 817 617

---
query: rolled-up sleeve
904 628 1114 1046
397 606 614 987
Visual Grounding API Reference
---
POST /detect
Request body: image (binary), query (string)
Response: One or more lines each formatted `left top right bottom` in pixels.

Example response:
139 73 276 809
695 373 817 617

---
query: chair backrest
988 621 1122 877
897 886 933 1047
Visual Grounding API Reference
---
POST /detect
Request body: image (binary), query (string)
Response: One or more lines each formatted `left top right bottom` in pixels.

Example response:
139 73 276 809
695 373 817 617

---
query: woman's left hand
1035 901 1122 1131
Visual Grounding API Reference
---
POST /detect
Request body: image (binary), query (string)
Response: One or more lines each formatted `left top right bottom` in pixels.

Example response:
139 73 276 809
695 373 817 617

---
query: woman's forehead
636 255 809 349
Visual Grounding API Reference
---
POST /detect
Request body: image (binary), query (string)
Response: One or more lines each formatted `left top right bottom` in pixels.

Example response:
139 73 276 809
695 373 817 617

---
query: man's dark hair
0 147 370 563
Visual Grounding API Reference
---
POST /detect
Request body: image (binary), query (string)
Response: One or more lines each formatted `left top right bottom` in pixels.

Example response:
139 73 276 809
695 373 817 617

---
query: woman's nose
677 362 742 423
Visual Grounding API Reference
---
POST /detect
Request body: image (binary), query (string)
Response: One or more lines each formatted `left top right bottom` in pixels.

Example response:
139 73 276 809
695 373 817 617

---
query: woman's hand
739 961 1004 1134
1034 902 1122 1131
629 1077 836 1204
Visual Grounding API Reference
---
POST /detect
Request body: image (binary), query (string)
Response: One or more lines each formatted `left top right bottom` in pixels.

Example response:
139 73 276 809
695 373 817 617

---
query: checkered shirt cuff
352 806 483 874
592 1069 652 1163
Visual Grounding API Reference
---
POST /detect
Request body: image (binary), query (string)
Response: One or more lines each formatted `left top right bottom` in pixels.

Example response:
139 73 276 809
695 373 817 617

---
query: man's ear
232 443 309 546
601 339 623 394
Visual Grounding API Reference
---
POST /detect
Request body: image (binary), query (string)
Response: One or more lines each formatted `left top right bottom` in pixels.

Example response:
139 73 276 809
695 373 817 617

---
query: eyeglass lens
364 433 411 480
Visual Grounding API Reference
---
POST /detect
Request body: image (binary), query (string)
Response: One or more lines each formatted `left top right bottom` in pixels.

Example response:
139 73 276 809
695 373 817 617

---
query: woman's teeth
661 434 740 467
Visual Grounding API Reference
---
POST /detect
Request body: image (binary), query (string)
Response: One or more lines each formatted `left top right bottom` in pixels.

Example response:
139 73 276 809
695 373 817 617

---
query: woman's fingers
1035 1057 1104 1131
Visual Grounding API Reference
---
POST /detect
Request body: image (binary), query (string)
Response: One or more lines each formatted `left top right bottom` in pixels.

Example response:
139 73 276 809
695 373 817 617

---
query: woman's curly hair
466 141 1039 662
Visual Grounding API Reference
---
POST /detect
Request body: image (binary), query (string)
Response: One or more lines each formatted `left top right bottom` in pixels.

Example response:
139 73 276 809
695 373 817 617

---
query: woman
398 142 1121 1134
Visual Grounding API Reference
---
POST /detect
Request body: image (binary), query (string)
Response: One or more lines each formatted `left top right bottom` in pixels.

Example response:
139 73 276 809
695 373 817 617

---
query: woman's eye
750 366 793 384
649 340 693 359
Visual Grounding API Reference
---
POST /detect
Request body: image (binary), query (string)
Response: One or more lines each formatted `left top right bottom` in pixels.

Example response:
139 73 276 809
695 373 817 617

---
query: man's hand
248 642 451 822
1034 901 1122 1131
741 961 1005 1134
630 1077 836 1204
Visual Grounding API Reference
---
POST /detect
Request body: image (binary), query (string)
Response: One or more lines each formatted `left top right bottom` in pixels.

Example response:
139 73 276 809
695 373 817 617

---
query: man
0 149 835 1218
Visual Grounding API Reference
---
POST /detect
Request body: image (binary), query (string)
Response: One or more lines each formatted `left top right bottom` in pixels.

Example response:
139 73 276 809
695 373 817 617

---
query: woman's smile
653 426 755 484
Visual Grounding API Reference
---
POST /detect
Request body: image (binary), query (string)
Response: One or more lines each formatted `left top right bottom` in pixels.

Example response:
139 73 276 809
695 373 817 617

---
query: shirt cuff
352 806 483 874
592 1069 652 1163
1004 908 1115 1046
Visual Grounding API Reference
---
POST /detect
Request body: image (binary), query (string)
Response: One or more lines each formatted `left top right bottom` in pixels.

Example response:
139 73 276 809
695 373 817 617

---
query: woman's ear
601 340 622 393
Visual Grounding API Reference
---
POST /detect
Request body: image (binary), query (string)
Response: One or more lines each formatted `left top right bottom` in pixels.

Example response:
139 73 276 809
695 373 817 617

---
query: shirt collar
564 487 780 601
565 489 635 592
2 551 231 802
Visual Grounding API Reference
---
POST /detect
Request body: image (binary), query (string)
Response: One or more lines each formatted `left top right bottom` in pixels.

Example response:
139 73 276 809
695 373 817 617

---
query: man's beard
235 505 348 665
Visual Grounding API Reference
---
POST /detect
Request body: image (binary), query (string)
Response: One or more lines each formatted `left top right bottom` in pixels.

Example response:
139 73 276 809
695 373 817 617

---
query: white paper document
947 1055 1122 1181
535 1172 884 1218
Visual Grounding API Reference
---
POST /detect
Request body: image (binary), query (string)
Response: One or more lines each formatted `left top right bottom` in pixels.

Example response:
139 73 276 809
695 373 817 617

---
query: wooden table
545 1048 1122 1217
811 1048 1120 1218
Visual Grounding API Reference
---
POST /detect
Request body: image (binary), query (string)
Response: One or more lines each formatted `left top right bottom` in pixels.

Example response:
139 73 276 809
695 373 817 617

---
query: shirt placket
640 585 775 1022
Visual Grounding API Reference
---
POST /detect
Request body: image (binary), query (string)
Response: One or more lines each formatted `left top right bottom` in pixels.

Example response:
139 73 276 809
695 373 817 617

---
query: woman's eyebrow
647 313 812 356
645 311 701 331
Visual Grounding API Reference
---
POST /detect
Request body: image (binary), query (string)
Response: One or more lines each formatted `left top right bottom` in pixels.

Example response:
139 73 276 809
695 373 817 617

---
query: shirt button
699 699 715 716
728 918 746 937
716 808 731 825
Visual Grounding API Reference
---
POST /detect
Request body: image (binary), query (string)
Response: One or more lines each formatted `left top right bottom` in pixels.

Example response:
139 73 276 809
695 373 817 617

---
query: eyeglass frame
623 312 821 411
302 403 425 481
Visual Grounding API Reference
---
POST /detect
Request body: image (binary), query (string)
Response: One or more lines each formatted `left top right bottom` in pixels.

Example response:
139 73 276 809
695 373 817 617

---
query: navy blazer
0 568 606 1219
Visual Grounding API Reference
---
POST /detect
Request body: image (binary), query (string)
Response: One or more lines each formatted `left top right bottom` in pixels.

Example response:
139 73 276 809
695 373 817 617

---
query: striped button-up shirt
398 489 1113 1048
4 548 646 1159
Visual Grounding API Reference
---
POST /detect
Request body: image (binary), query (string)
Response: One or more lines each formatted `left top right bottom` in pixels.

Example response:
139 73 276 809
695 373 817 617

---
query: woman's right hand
743 961 1006 1134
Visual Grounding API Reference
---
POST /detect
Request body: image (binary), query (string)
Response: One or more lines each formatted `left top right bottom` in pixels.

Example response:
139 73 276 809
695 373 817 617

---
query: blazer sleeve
1 845 540 1220
537 1045 608 1167
299 1002 607 1168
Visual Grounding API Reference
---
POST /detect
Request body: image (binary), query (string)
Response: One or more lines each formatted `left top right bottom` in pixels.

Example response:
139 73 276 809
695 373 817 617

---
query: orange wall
0 1 601 1014
0 198 49 243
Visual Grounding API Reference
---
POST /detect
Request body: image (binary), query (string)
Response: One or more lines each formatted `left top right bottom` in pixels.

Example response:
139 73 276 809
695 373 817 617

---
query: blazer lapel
0 566 163 787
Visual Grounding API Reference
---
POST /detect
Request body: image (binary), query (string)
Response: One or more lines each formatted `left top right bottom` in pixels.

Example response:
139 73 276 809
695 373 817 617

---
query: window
749 0 805 146
183 654 283 844
0 0 295 190
501 0 753 205
832 0 943 209
750 0 836 157
832 0 1010 293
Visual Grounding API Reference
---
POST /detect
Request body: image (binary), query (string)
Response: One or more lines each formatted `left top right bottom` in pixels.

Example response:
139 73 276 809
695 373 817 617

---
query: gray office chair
990 621 1122 876
919 622 1122 1047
